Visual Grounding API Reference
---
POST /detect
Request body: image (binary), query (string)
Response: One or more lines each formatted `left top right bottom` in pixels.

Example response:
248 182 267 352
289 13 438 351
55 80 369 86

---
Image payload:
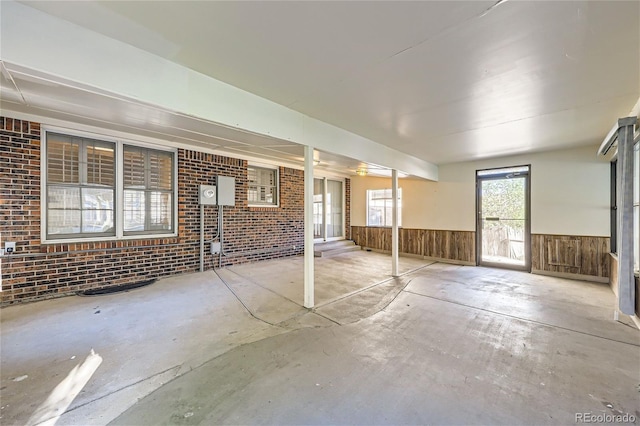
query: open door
477 166 531 271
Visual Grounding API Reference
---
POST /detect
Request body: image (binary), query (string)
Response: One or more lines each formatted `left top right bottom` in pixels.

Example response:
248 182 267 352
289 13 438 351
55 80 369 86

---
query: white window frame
247 163 279 207
44 132 117 239
366 188 402 227
42 126 178 243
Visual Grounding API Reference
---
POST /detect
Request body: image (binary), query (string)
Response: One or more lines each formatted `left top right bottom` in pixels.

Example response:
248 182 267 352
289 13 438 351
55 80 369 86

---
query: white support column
616 117 637 315
323 177 328 241
391 169 399 277
304 145 315 308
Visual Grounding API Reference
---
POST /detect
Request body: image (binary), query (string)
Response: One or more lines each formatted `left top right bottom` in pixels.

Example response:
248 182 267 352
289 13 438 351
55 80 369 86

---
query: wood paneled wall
352 227 611 280
351 226 475 264
531 234 610 279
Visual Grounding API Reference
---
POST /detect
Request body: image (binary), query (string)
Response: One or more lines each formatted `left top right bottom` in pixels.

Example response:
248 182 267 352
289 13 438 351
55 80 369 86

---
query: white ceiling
5 1 640 170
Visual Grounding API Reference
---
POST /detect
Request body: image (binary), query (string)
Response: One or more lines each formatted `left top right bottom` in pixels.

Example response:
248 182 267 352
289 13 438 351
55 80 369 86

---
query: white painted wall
351 145 610 236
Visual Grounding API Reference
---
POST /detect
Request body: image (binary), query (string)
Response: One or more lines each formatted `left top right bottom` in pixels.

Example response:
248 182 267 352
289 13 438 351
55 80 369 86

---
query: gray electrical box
210 241 221 254
199 185 217 205
216 176 235 206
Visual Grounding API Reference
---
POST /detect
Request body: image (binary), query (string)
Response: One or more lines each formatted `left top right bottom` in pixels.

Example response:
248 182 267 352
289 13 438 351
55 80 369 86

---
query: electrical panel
199 185 217 205
216 176 235 206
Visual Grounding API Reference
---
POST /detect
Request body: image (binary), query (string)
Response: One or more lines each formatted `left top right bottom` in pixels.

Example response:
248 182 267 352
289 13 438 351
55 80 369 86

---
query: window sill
42 233 178 245
248 204 279 210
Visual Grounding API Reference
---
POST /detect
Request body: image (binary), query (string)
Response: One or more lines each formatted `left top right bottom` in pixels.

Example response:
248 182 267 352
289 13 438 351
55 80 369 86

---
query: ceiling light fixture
356 168 368 176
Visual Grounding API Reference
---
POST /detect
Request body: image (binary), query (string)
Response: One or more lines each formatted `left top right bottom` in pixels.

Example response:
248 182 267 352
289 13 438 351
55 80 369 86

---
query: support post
200 204 204 272
391 169 399 277
323 178 328 241
304 145 315 308
616 116 637 315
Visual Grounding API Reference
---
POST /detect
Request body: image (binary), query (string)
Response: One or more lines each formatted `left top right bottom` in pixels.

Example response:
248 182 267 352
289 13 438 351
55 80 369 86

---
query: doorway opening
476 165 531 271
313 178 344 241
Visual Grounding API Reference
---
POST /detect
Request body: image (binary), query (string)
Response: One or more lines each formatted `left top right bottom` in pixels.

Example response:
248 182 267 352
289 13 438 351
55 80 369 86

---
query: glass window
366 188 402 227
248 166 278 206
123 146 174 234
44 131 176 241
46 133 115 238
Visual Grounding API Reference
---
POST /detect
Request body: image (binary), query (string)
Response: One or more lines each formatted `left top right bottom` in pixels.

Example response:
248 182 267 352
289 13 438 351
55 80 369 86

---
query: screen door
477 166 530 271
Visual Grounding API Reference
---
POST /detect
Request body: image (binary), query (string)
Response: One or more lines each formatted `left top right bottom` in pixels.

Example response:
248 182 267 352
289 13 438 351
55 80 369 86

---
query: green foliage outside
481 177 525 231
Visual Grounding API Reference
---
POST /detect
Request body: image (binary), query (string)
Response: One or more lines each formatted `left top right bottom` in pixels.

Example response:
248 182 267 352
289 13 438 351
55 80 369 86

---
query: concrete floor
1 251 639 425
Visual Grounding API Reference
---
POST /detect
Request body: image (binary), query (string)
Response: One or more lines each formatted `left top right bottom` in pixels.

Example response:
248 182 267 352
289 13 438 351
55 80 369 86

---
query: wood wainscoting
531 234 610 282
352 228 611 281
350 226 475 264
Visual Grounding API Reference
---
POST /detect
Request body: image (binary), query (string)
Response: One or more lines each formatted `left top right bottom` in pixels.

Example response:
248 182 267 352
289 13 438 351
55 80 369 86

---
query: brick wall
1 117 326 305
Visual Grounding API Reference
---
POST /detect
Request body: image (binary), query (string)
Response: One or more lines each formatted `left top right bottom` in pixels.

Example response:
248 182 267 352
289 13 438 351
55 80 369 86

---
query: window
44 130 176 241
367 188 402 227
46 133 115 238
247 165 278 206
123 146 174 234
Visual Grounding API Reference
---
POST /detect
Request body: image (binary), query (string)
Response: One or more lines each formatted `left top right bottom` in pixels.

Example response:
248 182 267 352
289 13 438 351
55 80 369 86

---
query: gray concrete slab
2 254 639 425
0 271 288 425
227 250 428 306
405 264 639 344
113 286 640 425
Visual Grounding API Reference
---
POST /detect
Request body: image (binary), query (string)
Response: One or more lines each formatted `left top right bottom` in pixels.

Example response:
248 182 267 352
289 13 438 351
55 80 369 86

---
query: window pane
369 206 383 226
82 210 114 233
477 166 529 177
124 190 146 232
82 187 114 210
149 151 173 190
86 142 115 186
48 186 80 209
123 147 146 188
248 185 276 204
47 134 79 184
48 209 81 235
150 192 172 230
367 188 402 226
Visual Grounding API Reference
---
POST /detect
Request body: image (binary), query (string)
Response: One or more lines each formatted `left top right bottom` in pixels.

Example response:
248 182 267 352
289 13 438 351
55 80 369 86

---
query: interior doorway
313 177 344 241
476 166 531 271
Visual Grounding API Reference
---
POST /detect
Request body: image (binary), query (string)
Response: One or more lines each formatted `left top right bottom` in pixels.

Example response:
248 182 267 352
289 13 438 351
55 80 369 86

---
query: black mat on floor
77 279 156 296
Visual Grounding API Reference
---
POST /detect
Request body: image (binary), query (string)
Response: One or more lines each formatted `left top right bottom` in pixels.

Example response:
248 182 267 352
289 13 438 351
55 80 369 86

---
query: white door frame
313 175 346 243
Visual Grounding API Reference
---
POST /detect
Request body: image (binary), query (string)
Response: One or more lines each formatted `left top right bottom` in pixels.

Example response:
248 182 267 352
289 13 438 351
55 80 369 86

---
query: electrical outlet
5 242 16 254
